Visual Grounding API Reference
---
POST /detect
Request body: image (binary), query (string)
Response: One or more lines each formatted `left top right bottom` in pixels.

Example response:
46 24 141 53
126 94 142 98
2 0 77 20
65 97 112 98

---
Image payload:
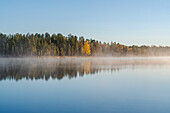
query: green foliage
0 32 170 57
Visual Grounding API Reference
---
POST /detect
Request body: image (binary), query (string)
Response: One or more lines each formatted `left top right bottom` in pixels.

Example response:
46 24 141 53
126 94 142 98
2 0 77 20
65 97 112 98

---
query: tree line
1 32 170 57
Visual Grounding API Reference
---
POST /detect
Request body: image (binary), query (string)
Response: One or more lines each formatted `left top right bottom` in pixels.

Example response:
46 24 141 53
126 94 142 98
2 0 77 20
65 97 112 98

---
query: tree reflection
0 58 170 81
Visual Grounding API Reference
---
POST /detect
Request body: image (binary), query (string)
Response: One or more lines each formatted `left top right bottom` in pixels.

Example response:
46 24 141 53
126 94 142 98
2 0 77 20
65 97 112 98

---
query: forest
1 32 170 57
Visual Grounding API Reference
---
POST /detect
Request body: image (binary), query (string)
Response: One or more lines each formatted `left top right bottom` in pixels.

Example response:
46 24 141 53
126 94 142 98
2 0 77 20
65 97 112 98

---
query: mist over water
1 57 170 81
1 57 170 113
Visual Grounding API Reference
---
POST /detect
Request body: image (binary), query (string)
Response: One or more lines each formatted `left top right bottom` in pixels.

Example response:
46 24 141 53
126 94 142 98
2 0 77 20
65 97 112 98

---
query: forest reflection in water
1 57 170 81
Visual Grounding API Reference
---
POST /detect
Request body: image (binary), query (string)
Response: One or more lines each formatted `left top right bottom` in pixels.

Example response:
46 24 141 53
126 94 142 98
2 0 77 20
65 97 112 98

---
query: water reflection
0 57 170 81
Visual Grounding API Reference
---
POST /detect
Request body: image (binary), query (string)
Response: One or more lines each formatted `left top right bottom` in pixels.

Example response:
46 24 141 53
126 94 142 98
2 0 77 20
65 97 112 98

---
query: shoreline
1 56 170 59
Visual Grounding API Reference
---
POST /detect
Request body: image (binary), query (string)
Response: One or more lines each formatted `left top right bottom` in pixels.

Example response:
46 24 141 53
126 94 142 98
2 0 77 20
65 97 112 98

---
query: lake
0 57 170 113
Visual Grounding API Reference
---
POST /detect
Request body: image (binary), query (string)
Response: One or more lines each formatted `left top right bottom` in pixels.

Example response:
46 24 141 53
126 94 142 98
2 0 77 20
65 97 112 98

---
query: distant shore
1 56 170 59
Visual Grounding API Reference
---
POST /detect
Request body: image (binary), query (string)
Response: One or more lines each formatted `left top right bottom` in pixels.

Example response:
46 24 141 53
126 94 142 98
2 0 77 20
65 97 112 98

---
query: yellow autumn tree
82 41 91 55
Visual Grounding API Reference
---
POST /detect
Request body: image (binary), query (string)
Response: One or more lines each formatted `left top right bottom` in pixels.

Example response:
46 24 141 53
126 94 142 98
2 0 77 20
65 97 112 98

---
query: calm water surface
0 57 170 113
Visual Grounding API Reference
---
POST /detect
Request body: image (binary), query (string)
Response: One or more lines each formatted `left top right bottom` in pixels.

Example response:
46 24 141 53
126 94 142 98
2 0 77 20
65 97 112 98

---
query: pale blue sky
0 0 170 45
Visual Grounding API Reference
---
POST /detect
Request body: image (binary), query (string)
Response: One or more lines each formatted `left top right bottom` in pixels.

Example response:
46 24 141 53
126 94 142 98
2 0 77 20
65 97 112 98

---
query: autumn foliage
82 41 91 55
1 32 170 57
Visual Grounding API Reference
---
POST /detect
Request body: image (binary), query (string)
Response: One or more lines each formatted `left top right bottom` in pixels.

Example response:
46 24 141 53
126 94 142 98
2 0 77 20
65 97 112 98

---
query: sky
0 0 170 46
